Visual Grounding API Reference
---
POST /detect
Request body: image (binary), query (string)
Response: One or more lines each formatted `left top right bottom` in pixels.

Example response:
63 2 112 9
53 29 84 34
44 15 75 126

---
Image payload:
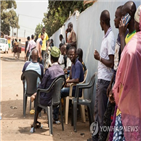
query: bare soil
0 51 91 141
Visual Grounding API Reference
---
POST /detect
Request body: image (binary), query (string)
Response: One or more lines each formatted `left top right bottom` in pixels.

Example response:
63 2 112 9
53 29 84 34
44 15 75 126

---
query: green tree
1 0 19 35
35 23 43 36
43 1 92 37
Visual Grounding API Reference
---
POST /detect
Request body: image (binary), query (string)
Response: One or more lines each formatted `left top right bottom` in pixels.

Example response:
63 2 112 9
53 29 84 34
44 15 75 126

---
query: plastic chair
65 69 88 124
72 73 96 132
32 75 65 136
21 70 42 117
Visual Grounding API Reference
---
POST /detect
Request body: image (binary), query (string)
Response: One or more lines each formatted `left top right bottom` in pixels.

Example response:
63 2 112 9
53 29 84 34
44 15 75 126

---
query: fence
50 0 141 112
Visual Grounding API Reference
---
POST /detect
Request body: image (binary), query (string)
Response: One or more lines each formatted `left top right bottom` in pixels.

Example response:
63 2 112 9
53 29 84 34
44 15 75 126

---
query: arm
66 78 79 83
66 63 80 84
38 69 49 89
119 19 128 52
26 43 29 55
39 40 42 59
94 50 114 68
39 44 42 59
101 55 114 68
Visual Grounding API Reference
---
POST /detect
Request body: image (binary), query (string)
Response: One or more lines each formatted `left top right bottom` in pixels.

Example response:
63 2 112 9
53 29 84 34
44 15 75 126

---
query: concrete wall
50 0 141 112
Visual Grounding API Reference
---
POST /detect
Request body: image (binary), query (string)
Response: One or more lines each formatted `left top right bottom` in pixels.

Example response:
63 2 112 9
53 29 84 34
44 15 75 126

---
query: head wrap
51 46 60 58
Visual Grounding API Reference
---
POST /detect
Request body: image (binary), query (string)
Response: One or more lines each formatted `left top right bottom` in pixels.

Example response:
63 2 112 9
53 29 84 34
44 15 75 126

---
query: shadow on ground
0 56 25 62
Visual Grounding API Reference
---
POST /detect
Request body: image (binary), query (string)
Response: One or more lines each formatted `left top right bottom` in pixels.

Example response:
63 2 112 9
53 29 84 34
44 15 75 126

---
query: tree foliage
35 23 43 36
1 0 19 35
42 1 92 37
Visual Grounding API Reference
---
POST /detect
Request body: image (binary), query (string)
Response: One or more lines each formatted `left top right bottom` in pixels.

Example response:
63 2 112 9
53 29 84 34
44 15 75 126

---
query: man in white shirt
26 35 36 61
93 10 115 141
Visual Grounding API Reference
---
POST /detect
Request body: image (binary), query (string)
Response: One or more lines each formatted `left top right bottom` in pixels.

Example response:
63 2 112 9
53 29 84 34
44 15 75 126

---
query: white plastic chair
65 69 88 124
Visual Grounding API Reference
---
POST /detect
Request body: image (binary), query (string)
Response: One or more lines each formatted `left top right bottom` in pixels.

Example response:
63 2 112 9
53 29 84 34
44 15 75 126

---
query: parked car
0 38 8 53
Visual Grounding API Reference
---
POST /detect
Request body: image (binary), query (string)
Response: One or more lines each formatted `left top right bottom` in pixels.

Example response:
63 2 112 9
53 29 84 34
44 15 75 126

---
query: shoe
92 135 98 141
53 120 60 124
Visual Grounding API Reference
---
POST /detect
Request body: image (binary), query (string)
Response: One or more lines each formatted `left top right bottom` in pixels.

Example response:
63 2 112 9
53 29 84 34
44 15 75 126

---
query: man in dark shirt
61 46 84 98
30 46 64 127
53 46 84 124
25 36 30 60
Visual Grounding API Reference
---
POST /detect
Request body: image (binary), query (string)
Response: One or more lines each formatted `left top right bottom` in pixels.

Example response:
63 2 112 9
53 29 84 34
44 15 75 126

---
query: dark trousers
98 102 115 141
37 105 60 121
53 87 81 121
42 50 46 66
93 79 110 137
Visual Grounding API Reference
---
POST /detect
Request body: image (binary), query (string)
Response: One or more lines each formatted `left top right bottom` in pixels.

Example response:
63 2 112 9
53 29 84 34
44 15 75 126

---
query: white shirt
58 54 65 69
66 57 71 69
61 38 65 44
27 40 36 52
36 38 42 50
98 27 115 81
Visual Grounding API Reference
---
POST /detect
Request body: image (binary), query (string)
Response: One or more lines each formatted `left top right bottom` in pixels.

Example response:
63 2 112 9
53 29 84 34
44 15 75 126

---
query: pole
17 14 19 39
24 30 26 38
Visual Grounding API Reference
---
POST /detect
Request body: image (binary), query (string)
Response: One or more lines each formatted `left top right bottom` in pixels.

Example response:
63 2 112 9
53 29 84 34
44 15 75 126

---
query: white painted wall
50 0 141 112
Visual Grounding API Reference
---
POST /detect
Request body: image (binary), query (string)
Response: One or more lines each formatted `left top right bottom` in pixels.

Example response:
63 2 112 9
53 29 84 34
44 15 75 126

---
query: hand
109 90 115 104
94 50 100 60
107 84 112 97
119 18 128 36
64 69 67 74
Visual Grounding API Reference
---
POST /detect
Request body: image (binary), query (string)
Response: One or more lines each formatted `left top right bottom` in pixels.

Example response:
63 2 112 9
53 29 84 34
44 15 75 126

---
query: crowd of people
21 1 141 141
92 2 141 141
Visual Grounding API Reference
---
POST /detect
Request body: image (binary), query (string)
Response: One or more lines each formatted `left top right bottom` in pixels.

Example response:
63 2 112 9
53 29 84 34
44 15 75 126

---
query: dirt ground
0 50 91 141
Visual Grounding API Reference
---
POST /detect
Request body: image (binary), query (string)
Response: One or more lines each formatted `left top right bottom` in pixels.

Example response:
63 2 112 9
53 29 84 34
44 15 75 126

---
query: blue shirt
71 59 84 82
22 61 43 77
71 59 84 97
22 61 44 90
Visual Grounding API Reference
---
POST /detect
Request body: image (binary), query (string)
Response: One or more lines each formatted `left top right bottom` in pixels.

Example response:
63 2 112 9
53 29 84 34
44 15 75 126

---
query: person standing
17 39 22 59
13 39 18 58
25 36 30 60
96 5 128 141
36 33 44 64
111 2 136 141
66 22 77 47
49 39 54 48
38 27 49 65
93 10 115 141
59 34 65 45
112 5 141 141
26 35 36 61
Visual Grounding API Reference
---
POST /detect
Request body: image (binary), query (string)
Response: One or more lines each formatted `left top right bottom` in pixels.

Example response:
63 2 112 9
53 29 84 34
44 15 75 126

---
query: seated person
30 46 64 127
54 46 84 122
22 49 44 89
76 48 87 73
64 44 72 75
59 44 72 72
